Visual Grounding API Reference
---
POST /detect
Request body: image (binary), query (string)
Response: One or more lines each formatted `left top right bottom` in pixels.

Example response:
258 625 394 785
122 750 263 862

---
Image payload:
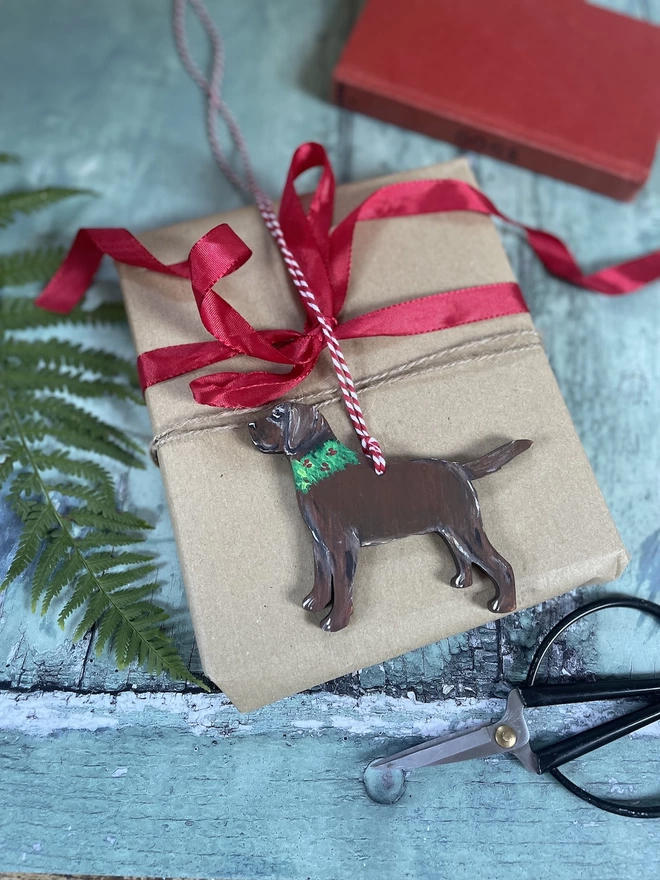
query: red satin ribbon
36 142 660 410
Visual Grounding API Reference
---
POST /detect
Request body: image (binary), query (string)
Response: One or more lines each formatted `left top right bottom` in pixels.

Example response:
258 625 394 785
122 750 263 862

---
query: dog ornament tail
463 440 532 481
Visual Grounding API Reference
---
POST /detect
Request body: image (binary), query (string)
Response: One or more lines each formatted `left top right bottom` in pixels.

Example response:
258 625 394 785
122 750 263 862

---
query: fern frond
18 397 144 468
31 531 67 611
98 565 158 591
44 480 115 511
7 470 43 508
3 366 142 403
39 552 85 613
0 187 94 228
111 615 190 676
84 550 155 572
95 607 122 655
0 183 205 690
0 455 13 486
1 297 126 330
58 572 99 628
67 508 152 532
109 584 162 607
2 338 138 382
75 532 144 551
0 246 66 287
29 451 115 498
1 505 57 590
70 587 108 640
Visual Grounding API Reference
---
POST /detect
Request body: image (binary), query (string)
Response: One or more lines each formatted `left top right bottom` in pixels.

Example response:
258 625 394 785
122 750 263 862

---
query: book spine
333 80 645 201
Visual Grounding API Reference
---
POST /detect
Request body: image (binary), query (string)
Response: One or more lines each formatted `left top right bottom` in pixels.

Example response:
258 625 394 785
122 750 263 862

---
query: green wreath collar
290 440 360 493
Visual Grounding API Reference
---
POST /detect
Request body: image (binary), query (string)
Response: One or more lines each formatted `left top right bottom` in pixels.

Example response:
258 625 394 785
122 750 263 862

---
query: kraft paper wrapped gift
116 157 628 712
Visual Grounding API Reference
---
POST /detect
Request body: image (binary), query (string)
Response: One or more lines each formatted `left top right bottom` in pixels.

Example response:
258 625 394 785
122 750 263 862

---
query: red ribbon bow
37 142 660 410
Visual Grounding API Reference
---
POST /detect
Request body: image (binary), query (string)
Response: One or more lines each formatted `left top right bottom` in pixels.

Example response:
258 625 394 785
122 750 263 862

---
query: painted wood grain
1 690 660 879
1 875 173 880
1 0 660 877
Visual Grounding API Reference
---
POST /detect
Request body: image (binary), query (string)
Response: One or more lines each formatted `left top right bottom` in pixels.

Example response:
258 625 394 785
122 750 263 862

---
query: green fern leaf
94 607 121 655
98 565 158 592
7 468 42 502
0 455 14 486
3 366 142 404
124 626 143 669
39 552 85 613
68 508 152 532
29 451 115 499
2 338 138 382
0 187 94 228
106 583 161 607
1 505 57 590
1 297 127 330
0 246 66 286
75 532 144 552
71 589 109 640
1 177 205 690
31 532 67 612
83 551 155 574
58 572 99 628
44 480 114 511
114 617 133 667
120 600 168 627
18 397 144 468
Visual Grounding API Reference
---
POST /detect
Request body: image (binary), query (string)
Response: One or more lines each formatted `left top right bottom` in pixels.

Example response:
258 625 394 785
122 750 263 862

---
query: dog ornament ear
282 404 323 456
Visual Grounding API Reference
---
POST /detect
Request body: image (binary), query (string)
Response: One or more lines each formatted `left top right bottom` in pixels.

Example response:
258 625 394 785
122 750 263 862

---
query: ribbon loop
277 142 338 320
35 142 660 417
187 225 295 366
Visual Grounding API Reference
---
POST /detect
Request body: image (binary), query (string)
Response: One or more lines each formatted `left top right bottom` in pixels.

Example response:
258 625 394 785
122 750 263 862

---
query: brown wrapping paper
117 158 628 712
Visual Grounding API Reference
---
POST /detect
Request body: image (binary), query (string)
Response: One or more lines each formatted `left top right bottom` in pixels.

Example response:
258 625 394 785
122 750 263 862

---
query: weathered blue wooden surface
1 0 660 877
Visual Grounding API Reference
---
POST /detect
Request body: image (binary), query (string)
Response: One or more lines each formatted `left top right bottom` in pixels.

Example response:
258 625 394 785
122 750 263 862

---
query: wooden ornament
249 402 531 632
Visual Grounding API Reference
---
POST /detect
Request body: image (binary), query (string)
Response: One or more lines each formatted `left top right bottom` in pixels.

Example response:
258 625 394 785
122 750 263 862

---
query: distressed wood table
2 2 660 878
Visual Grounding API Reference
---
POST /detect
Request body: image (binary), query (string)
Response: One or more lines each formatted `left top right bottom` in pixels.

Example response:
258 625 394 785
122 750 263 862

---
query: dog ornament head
248 402 333 457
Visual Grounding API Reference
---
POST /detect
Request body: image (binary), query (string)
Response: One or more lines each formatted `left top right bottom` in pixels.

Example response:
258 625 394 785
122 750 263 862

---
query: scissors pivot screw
494 724 517 749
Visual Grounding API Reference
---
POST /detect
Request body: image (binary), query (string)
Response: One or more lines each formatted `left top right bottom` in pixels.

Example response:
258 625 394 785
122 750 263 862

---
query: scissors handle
519 678 660 708
535 699 660 774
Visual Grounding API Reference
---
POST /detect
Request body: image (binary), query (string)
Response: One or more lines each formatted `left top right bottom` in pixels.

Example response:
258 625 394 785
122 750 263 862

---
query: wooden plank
1 875 227 880
1 875 166 880
1 691 660 879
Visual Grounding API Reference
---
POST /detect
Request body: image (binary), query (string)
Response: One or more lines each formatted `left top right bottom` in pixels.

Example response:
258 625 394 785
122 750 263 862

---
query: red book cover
333 0 660 200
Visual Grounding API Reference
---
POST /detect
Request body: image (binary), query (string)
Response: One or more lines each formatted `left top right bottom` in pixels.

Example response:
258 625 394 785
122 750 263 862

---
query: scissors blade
372 688 535 773
371 722 499 772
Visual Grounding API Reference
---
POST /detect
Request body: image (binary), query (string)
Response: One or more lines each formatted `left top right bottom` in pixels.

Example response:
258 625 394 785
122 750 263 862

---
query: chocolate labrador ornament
249 402 531 632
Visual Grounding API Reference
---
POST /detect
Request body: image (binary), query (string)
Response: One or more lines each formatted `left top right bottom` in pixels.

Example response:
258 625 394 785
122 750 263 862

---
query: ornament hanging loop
172 0 387 474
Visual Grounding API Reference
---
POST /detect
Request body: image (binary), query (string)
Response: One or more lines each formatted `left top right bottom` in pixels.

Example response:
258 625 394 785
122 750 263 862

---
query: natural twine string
172 0 386 473
150 330 541 463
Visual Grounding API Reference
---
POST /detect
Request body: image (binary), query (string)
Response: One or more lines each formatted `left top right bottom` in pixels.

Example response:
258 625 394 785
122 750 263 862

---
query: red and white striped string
172 0 386 473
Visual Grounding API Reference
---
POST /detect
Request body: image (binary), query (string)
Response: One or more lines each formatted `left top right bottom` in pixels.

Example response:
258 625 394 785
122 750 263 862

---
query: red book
333 0 660 200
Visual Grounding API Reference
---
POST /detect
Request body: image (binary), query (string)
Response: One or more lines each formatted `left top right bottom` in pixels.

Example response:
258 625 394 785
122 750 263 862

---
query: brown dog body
249 402 531 631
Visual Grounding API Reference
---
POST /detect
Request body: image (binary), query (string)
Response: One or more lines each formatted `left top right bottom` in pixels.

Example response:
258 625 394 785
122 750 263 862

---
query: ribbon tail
329 178 660 305
35 227 190 314
35 228 109 313
580 247 660 295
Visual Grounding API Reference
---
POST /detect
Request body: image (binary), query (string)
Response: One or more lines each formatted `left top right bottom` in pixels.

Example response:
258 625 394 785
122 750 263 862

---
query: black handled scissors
366 597 660 817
